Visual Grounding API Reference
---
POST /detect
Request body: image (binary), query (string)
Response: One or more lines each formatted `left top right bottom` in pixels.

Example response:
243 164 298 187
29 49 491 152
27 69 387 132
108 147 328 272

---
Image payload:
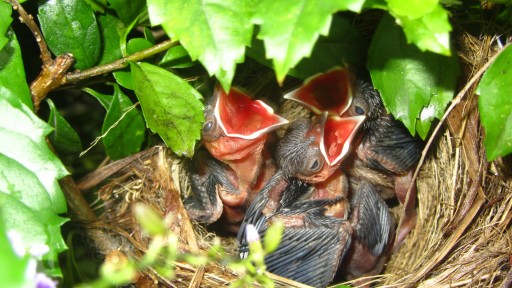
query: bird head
277 113 365 183
202 85 288 161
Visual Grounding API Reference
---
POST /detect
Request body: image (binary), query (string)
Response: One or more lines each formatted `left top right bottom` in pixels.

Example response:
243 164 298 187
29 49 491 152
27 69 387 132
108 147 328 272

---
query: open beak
320 114 366 166
284 67 353 116
214 86 288 139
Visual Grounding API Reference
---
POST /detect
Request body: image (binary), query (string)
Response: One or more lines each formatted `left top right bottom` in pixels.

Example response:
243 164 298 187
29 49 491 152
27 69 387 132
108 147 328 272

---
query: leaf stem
65 39 178 85
7 0 52 65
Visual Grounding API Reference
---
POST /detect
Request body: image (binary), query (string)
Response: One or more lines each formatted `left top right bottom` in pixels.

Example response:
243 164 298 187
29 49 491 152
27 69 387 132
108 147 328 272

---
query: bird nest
77 30 512 287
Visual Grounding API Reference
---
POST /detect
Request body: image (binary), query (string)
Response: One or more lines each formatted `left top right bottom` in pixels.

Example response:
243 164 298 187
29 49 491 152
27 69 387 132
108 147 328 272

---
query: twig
7 0 52 64
59 176 97 222
64 39 178 85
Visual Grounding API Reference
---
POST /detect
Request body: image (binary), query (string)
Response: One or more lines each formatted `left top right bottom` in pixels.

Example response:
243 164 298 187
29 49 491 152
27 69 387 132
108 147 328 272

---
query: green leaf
287 15 366 80
0 98 69 276
263 221 283 254
38 0 101 69
131 62 204 156
248 15 366 80
0 29 32 109
477 45 512 161
368 14 459 138
47 99 83 154
0 218 32 288
85 0 108 13
143 27 155 44
108 0 147 25
159 45 195 69
97 12 124 65
113 70 134 90
0 1 12 51
0 98 69 212
82 87 113 108
362 0 387 9
117 13 143 57
253 0 364 82
148 0 255 91
387 0 438 20
394 5 452 56
127 38 153 55
102 84 145 160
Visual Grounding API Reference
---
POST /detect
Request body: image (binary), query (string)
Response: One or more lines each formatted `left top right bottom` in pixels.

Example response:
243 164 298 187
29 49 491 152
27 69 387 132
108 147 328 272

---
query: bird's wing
263 205 352 288
350 181 395 256
364 116 423 173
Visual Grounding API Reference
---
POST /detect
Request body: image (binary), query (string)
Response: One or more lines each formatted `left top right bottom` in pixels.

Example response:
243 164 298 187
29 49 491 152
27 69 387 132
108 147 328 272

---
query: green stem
65 39 178 85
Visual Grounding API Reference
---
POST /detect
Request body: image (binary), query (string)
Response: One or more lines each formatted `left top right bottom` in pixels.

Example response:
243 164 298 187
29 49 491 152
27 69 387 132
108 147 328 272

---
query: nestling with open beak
284 67 423 248
237 109 365 287
185 86 288 232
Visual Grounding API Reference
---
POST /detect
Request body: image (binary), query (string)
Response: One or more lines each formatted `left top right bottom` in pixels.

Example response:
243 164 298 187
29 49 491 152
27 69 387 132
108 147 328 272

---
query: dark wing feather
350 181 395 256
363 116 423 173
264 217 351 287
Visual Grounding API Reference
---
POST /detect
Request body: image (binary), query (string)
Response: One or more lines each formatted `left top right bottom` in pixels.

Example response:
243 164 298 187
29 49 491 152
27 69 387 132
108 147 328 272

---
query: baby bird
185 86 288 232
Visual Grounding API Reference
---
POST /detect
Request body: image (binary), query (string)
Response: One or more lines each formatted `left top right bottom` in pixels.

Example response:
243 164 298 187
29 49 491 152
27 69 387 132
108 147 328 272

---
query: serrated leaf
368 14 459 138
0 98 69 277
131 62 204 157
0 1 12 51
108 0 147 25
253 0 364 82
148 0 255 91
38 0 101 69
97 12 124 65
477 45 512 161
0 29 32 109
247 15 365 80
388 0 438 20
393 5 452 55
0 98 69 213
287 15 366 80
47 99 83 154
102 84 145 160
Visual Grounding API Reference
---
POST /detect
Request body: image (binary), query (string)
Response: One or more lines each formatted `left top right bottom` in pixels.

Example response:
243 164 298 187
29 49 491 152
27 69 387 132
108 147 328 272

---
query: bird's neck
312 169 350 219
226 144 266 190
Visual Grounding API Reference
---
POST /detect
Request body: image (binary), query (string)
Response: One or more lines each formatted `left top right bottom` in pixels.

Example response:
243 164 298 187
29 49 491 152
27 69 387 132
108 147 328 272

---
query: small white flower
245 224 260 243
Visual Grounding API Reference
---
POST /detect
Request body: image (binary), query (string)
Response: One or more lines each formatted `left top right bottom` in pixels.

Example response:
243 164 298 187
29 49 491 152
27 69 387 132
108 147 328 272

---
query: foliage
0 0 511 286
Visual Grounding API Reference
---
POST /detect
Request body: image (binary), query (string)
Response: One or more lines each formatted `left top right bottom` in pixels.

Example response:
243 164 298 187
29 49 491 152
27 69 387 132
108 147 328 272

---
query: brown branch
7 0 52 64
30 54 75 111
59 176 97 222
64 39 178 85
